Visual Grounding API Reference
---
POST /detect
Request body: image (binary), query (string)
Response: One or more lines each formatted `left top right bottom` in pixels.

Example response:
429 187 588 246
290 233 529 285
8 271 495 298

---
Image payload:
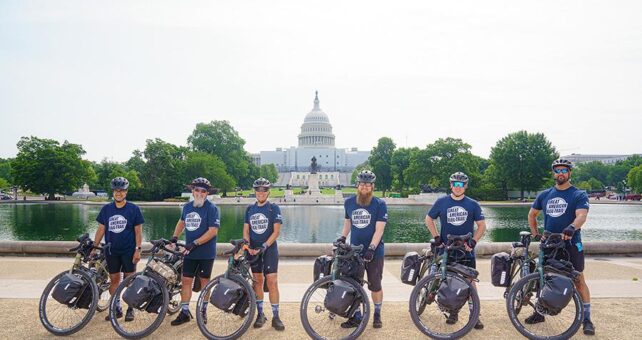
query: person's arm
264 222 281 247
172 219 185 239
425 216 439 238
528 208 541 236
243 223 250 242
341 218 351 238
194 227 218 245
132 224 142 263
572 209 589 230
473 219 486 242
370 221 386 247
93 224 105 246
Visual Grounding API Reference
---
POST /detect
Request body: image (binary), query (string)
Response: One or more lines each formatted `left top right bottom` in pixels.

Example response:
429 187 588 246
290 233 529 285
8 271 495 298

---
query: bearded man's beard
556 176 569 185
357 191 373 207
193 196 206 208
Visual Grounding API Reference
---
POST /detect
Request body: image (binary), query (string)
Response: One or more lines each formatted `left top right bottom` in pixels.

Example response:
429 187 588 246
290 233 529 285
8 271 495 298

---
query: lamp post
622 180 627 201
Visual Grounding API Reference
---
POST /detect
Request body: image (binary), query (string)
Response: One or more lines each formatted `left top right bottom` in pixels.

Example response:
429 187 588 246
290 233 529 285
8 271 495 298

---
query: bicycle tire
409 271 480 340
196 274 257 340
506 272 583 340
39 269 99 336
167 285 182 315
300 276 370 340
109 272 169 339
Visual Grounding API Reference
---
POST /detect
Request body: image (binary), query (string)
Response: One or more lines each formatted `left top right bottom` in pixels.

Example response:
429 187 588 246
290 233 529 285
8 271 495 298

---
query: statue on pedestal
310 156 318 174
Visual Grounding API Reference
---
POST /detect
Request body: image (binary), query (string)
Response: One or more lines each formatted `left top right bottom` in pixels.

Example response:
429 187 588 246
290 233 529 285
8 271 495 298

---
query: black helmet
110 177 129 190
551 159 574 170
449 172 469 183
252 177 271 189
357 170 376 183
189 177 212 190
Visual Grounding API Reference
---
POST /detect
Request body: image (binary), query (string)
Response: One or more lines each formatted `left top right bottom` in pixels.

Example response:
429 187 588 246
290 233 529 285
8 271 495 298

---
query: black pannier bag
491 252 512 287
145 293 164 313
324 280 357 317
313 255 333 282
401 251 421 285
545 258 575 278
52 273 85 305
538 274 574 315
75 286 93 309
436 276 470 312
210 277 243 312
340 258 365 282
123 275 161 310
232 291 250 317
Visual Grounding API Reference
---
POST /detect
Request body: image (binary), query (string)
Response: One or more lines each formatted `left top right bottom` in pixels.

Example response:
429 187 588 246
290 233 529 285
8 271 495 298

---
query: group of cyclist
93 156 595 336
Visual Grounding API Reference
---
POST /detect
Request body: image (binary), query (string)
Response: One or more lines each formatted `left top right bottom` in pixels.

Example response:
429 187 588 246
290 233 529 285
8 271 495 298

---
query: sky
1 1 641 162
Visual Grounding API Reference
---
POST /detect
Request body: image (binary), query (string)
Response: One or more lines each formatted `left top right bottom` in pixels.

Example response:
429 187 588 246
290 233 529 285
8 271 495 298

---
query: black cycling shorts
250 244 279 275
365 257 384 292
182 258 214 278
566 241 585 272
106 251 136 274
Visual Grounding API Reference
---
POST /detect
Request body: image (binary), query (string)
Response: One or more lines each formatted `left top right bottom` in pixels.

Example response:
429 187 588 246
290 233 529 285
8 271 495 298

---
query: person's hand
364 244 376 262
533 234 542 242
465 239 477 252
562 224 576 240
433 235 441 245
248 248 260 256
132 249 141 264
335 236 346 245
183 241 198 255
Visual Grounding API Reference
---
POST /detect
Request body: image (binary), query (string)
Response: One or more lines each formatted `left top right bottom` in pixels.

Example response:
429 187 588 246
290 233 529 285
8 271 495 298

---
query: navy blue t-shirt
427 195 484 242
181 200 220 260
96 202 144 255
344 196 388 258
244 202 283 248
532 186 589 246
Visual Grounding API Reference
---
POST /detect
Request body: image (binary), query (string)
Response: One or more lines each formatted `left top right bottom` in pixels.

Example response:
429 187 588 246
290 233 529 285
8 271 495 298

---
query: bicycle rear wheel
196 274 256 340
109 272 169 339
506 272 583 340
409 272 480 340
300 276 370 340
39 269 99 336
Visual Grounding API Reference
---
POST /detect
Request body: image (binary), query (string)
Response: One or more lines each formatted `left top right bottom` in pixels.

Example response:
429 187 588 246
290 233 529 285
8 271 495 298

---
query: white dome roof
298 91 335 148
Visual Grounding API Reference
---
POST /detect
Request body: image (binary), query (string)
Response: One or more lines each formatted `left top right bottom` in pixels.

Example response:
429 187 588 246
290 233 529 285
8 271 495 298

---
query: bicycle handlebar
334 242 364 259
150 238 187 256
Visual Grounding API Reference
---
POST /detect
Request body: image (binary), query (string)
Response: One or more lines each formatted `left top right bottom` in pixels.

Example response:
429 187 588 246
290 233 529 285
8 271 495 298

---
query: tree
391 147 418 192
0 177 9 190
368 137 396 195
628 165 642 193
0 158 12 185
259 164 279 184
139 138 187 200
11 136 93 200
187 121 251 184
185 152 236 193
489 131 557 199
573 161 609 185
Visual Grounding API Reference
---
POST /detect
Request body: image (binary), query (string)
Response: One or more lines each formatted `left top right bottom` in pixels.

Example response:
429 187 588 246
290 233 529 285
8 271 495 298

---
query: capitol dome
298 91 335 148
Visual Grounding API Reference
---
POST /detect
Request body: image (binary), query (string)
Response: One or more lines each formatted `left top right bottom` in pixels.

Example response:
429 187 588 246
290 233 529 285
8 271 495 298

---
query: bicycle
407 233 481 340
39 233 111 336
300 240 370 340
196 239 263 340
108 238 186 339
492 231 536 310
505 231 584 340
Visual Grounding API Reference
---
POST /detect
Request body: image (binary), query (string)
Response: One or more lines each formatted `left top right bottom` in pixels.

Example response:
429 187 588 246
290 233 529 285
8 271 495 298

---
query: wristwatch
135 246 142 251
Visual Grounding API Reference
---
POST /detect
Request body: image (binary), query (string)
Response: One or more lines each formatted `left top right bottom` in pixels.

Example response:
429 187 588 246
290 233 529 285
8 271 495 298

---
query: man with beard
170 177 220 326
527 159 594 335
337 170 388 329
93 177 144 321
425 171 486 329
243 178 285 331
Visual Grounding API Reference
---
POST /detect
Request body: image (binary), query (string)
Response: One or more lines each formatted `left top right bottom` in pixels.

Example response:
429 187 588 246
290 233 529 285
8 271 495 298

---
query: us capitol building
253 92 370 187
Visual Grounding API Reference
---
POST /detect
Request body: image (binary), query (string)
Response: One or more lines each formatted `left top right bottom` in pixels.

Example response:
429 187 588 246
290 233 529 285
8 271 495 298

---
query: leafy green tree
573 161 609 185
368 137 396 196
126 150 146 175
489 131 557 199
588 178 604 191
391 147 418 192
628 165 642 193
185 152 236 193
259 164 279 184
0 177 9 190
140 138 187 200
187 121 251 184
11 136 93 200
0 158 13 185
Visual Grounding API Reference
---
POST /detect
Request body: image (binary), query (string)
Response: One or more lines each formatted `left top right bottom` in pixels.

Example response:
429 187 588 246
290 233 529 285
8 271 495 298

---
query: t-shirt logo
351 209 372 229
185 212 202 231
108 215 128 234
250 213 269 234
546 198 568 217
446 206 468 226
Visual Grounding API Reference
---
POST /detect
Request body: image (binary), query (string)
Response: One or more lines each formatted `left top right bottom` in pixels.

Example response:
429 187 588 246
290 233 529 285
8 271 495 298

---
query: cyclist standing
528 159 594 335
93 177 144 321
425 171 486 329
338 170 388 329
170 177 220 326
243 177 285 331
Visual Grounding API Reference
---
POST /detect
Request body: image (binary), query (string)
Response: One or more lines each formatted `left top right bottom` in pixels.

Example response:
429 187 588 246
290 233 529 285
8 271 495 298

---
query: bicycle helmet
356 170 376 183
449 172 469 183
110 177 129 190
551 159 574 170
252 177 271 189
189 177 212 190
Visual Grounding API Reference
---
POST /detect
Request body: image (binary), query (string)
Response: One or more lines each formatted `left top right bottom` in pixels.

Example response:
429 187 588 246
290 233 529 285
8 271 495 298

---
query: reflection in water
0 203 640 243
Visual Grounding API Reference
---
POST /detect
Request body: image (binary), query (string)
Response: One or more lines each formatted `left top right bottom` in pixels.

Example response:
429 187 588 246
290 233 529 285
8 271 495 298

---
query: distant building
257 92 370 173
562 154 640 165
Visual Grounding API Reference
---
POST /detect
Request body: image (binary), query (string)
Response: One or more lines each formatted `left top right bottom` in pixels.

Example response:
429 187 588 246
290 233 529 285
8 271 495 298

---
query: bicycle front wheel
409 271 480 340
109 272 169 339
506 272 583 340
300 276 370 340
39 269 99 336
196 274 256 340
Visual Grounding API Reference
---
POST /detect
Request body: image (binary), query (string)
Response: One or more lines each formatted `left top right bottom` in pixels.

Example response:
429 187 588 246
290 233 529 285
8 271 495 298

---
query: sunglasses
193 187 208 193
358 182 373 187
255 187 269 192
553 168 569 174
452 181 465 188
